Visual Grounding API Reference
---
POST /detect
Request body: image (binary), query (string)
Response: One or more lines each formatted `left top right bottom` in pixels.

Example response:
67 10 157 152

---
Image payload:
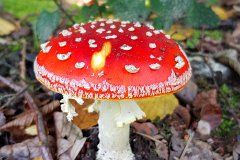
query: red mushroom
34 19 191 160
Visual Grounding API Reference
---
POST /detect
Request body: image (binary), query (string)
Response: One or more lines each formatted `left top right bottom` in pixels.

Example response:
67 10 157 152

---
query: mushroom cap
34 19 191 100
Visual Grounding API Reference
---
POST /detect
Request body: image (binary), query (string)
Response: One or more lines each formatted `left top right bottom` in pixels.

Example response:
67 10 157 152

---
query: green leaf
107 0 150 21
150 0 192 29
80 2 99 22
36 10 60 43
185 1 219 28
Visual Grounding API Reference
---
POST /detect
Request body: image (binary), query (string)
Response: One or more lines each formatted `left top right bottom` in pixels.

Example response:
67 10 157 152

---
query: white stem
97 100 145 160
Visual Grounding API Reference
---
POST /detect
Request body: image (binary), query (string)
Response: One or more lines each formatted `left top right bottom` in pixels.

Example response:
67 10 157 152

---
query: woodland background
0 0 240 159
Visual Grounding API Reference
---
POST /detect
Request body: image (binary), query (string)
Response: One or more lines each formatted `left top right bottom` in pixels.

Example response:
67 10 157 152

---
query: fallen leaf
0 100 60 132
0 17 16 36
165 24 193 41
192 89 218 118
175 105 191 127
155 140 169 160
25 125 38 136
211 5 233 20
132 122 158 136
0 136 55 159
193 89 222 135
137 94 179 120
233 143 240 160
54 112 87 160
70 99 99 129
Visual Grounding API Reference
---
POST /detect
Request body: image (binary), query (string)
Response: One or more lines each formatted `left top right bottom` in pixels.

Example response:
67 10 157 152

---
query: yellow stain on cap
91 41 112 71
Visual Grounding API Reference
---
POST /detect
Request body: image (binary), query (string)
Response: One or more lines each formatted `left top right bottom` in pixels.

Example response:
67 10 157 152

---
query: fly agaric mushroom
34 19 191 160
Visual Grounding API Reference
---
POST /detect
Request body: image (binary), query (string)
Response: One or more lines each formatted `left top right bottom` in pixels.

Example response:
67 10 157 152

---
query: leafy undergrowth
0 0 240 159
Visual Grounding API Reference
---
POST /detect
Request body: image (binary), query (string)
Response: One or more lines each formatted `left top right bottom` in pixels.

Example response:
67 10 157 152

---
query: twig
52 0 75 24
134 131 164 144
0 86 28 109
0 76 53 160
20 39 27 81
179 130 194 160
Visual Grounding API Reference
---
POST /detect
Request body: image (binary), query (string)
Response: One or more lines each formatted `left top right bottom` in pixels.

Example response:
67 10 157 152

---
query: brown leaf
0 100 60 132
175 105 191 127
132 122 158 136
155 141 169 160
192 89 218 118
193 90 222 135
54 112 86 160
0 136 55 159
70 99 99 129
200 104 222 129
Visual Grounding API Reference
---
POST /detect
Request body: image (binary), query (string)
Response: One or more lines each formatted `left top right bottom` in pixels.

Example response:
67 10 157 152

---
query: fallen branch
0 75 53 160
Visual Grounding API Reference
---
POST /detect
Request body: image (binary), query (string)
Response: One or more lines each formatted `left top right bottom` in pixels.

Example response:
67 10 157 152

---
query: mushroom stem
97 100 145 160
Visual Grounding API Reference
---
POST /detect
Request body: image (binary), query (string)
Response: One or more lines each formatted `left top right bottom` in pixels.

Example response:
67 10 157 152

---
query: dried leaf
54 112 86 160
155 140 169 160
71 99 99 129
0 136 55 159
132 122 158 136
192 89 218 117
165 24 193 41
193 90 222 135
0 100 60 132
137 94 179 120
175 105 191 127
25 125 38 136
211 5 233 20
0 17 16 35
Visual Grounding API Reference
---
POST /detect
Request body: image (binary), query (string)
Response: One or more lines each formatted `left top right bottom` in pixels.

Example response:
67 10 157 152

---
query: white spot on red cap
131 36 138 40
40 41 52 53
150 54 155 59
125 65 140 73
106 30 112 34
121 24 126 27
105 35 117 39
98 71 104 77
146 24 154 30
100 23 105 26
146 31 153 37
57 52 72 61
154 30 163 34
88 39 96 44
75 62 85 69
90 24 95 29
149 63 161 70
165 35 171 39
90 44 97 48
61 30 72 36
106 19 113 24
118 28 124 33
79 27 86 33
120 44 132 50
175 55 185 69
73 23 80 29
59 41 67 47
128 27 135 31
121 21 130 24
149 43 156 49
96 28 105 34
157 56 163 61
75 37 82 42
134 22 141 27
110 25 116 29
